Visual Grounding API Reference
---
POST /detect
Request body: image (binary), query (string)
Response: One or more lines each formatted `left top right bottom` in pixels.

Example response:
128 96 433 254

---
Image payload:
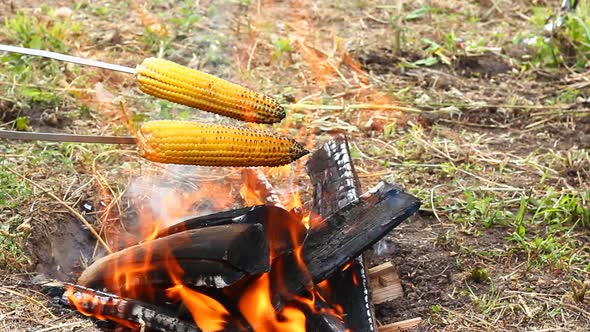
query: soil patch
455 53 512 77
27 214 98 282
367 214 469 325
0 100 73 131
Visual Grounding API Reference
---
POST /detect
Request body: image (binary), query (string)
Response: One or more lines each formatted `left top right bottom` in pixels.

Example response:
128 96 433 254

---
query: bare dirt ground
1 0 589 331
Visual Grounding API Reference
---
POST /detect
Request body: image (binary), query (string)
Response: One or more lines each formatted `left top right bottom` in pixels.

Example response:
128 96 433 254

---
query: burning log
43 282 203 332
151 179 419 303
156 205 307 259
78 224 270 294
303 299 348 332
282 182 420 294
306 135 377 332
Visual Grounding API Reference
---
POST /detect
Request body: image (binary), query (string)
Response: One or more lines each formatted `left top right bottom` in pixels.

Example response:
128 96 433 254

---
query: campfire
42 135 420 332
0 44 421 332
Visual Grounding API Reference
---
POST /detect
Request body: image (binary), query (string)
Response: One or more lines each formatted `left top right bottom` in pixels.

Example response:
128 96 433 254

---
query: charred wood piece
323 259 374 332
157 205 307 259
305 182 420 284
78 224 269 293
156 206 255 236
43 282 202 332
306 135 361 219
306 135 377 332
274 182 420 303
303 297 348 332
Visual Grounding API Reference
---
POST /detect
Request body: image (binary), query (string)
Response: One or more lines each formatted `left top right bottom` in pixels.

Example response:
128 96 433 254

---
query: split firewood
306 135 377 332
42 281 203 332
156 204 307 259
369 261 403 304
378 318 423 332
273 181 420 306
78 224 270 294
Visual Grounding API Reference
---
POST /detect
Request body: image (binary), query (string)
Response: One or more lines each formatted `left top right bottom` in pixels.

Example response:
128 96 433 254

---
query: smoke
372 237 394 257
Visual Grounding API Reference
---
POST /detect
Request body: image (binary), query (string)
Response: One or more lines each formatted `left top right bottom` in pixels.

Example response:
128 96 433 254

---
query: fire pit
39 135 420 332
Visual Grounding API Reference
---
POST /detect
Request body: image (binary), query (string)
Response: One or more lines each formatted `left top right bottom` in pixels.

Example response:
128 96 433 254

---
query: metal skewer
0 44 136 74
0 130 136 145
0 44 138 144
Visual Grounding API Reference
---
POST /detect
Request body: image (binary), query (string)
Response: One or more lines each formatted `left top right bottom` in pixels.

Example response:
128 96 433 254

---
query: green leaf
349 145 362 159
515 195 528 224
383 122 396 138
14 117 29 131
29 35 42 49
517 223 526 237
411 56 439 67
158 108 172 120
273 38 292 59
404 6 432 21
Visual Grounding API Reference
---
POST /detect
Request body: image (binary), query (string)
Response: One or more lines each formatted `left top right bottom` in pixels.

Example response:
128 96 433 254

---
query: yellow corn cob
137 120 309 167
135 58 285 124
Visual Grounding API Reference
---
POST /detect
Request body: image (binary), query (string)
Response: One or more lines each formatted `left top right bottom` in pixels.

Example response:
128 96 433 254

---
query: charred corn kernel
135 58 285 124
137 120 309 167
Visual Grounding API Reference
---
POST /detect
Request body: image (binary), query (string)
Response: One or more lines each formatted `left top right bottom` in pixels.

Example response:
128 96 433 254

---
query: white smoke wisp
373 238 394 257
124 164 241 230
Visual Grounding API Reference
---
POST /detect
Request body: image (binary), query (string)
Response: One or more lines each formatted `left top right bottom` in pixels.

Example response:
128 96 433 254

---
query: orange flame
167 285 230 331
239 274 306 331
165 255 230 331
78 163 349 331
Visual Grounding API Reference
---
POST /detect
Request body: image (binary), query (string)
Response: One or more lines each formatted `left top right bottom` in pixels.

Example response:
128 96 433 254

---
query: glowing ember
341 261 353 272
65 286 137 329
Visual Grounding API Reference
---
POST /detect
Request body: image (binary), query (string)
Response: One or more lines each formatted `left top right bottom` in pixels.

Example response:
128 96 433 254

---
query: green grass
0 155 31 271
0 167 30 210
0 6 81 272
0 9 83 117
525 3 590 68
0 128 129 268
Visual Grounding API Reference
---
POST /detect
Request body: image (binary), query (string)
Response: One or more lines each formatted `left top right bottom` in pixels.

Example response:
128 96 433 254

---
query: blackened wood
276 182 420 301
303 298 348 332
307 313 347 332
322 261 373 331
306 135 361 218
306 135 377 332
157 206 256 237
305 182 419 284
42 281 203 332
85 260 246 295
78 224 269 292
157 205 307 259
